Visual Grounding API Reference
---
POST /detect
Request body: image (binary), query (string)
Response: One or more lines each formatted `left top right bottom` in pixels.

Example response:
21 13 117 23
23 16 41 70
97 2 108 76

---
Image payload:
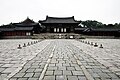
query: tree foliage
80 20 104 28
80 20 120 28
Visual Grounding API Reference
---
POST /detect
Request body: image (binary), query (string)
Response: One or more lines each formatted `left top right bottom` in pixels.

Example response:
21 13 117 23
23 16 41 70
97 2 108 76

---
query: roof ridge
20 17 35 24
47 16 74 19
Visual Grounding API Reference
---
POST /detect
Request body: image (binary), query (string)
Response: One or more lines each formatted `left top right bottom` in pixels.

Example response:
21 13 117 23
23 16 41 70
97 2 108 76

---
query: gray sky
0 0 120 25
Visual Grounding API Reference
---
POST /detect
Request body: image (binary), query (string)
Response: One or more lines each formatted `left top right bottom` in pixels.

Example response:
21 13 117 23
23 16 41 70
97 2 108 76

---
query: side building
0 17 41 38
75 27 120 37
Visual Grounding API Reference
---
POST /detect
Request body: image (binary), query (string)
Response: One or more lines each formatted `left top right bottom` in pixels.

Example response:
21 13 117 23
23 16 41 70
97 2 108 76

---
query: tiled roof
74 28 87 30
13 23 37 27
20 17 35 24
90 28 120 32
13 17 38 26
39 16 80 23
75 28 120 32
0 27 33 31
15 27 33 31
0 28 14 31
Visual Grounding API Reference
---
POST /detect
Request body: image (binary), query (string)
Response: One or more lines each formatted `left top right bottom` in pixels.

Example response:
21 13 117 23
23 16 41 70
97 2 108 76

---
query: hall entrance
51 28 70 33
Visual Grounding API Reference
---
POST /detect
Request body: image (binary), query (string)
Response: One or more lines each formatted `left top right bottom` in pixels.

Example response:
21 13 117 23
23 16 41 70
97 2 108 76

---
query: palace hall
0 16 120 38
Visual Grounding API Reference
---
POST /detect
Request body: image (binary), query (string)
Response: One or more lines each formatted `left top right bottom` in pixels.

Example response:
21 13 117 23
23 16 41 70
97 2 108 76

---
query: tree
80 20 104 28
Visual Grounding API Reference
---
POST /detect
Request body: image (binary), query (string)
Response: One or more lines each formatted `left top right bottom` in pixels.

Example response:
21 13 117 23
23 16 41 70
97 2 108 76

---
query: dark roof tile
15 27 33 31
39 16 80 23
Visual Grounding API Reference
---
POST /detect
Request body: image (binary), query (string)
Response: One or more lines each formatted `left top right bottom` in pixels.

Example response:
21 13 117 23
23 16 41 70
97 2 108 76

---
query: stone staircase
32 33 84 39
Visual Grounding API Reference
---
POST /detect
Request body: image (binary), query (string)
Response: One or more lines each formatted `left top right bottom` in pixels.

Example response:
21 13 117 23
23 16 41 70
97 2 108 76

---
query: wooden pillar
70 26 73 32
57 28 59 33
64 28 66 33
46 26 50 32
54 28 56 33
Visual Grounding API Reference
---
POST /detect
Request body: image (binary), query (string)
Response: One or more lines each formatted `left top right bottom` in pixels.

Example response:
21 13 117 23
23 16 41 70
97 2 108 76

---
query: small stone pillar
31 42 33 45
18 44 22 49
99 44 103 48
23 43 26 47
27 42 30 46
88 41 90 44
91 42 93 45
94 43 98 47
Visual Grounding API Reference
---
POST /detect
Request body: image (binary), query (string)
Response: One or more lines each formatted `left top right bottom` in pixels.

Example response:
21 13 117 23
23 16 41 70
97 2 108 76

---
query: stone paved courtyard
0 39 120 80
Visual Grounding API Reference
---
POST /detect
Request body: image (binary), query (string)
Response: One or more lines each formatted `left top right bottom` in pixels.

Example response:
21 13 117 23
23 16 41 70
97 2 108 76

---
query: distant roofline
20 17 35 23
46 15 75 19
39 15 80 23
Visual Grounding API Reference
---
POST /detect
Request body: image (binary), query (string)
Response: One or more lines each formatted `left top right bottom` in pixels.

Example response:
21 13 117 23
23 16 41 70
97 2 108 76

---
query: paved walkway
1 39 120 80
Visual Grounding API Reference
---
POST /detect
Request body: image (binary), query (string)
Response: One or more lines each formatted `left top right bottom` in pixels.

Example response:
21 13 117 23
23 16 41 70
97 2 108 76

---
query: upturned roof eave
39 16 80 24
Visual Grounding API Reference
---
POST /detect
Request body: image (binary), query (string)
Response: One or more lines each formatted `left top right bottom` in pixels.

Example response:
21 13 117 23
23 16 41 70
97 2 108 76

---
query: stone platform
0 39 120 80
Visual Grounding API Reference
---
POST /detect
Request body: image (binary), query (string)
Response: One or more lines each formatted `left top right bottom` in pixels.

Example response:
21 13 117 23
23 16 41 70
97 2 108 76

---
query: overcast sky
0 0 120 25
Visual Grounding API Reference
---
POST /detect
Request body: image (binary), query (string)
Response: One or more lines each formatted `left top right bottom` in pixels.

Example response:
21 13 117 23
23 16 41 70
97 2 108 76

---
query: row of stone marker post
18 40 41 49
80 40 103 48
